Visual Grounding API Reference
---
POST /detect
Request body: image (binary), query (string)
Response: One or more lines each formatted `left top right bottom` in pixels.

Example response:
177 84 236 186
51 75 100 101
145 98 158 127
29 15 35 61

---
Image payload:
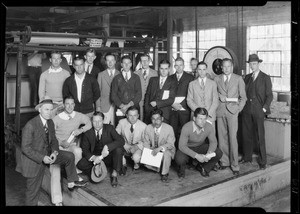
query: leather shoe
196 165 209 177
259 164 267 170
239 159 252 164
212 164 218 172
111 176 118 187
119 165 127 176
68 180 87 191
161 174 169 182
218 165 228 170
233 170 239 175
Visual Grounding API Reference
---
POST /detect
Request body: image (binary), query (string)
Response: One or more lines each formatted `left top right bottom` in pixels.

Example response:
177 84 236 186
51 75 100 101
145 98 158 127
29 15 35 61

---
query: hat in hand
246 54 263 63
35 95 58 111
91 161 107 183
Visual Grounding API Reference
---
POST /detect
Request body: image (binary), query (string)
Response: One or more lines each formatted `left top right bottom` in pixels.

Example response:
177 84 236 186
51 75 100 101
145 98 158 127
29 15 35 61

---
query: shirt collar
198 76 207 84
154 124 162 133
48 66 62 73
95 128 103 135
224 73 232 81
75 72 86 80
192 121 204 134
39 115 47 126
252 70 260 78
58 111 76 120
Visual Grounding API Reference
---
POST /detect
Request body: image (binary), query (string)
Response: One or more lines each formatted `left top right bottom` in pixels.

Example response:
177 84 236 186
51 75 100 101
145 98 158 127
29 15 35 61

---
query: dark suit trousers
77 147 123 177
27 66 42 107
175 144 222 174
242 104 267 165
25 150 77 206
169 110 191 149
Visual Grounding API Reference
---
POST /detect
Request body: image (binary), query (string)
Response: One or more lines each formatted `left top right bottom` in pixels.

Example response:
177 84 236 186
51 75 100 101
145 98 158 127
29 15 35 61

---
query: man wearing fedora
240 54 273 170
15 96 87 206
77 111 125 187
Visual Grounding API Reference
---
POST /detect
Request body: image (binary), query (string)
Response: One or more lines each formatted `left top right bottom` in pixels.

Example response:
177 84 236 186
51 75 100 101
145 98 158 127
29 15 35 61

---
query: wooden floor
75 155 284 206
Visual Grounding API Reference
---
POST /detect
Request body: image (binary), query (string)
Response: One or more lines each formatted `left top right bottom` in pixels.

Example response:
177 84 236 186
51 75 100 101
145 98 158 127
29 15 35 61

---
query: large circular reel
203 46 239 79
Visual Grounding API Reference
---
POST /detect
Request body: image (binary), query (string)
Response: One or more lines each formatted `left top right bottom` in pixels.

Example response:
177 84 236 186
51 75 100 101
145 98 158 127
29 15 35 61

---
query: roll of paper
28 32 80 45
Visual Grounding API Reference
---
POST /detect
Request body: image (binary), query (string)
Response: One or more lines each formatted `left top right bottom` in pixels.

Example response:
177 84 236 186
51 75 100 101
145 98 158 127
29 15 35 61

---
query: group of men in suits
18 49 273 205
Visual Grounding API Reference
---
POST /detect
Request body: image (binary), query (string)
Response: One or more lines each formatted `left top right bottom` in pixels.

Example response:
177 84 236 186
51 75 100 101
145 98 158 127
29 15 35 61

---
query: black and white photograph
2 1 298 211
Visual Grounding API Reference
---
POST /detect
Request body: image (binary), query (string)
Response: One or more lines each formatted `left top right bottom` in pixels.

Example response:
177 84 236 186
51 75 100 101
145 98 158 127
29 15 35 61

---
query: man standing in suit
190 57 199 79
15 96 87 206
143 109 176 182
144 59 177 125
241 54 273 170
116 106 147 173
135 54 158 122
63 56 100 119
77 112 125 187
84 48 101 80
169 57 194 149
111 55 142 125
175 107 223 180
215 58 247 175
187 61 219 129
96 53 120 126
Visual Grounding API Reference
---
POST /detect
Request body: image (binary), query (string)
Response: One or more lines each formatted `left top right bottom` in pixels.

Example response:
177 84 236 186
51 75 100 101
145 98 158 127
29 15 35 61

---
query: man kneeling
77 112 125 187
142 109 176 182
175 107 223 179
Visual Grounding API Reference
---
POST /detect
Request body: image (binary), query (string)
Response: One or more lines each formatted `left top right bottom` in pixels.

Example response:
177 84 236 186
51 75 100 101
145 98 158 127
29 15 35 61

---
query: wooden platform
40 155 290 206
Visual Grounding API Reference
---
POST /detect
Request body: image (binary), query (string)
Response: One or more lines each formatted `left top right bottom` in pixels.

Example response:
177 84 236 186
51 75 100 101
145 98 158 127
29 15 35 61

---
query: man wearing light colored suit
143 109 176 182
15 96 86 206
187 61 219 129
96 53 120 126
135 54 158 122
116 106 147 173
215 58 247 175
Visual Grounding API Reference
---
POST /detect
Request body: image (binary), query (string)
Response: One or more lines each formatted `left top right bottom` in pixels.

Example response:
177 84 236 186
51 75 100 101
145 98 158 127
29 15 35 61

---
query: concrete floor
5 165 291 210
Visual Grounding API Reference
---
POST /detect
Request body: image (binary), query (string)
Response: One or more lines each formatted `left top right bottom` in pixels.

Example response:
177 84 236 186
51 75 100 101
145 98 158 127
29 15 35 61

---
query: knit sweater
52 111 92 144
38 68 70 102
178 121 217 158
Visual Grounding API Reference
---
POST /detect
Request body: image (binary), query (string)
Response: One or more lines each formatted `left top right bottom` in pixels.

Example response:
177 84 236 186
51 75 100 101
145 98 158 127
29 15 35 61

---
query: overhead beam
54 6 142 23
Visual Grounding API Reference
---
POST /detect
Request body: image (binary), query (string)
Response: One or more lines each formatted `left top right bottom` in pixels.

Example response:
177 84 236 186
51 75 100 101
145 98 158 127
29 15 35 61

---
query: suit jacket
143 122 176 158
135 68 158 105
80 124 125 161
62 73 100 114
144 76 177 121
16 115 59 178
115 118 147 146
88 64 101 80
215 73 247 117
187 78 219 121
169 71 194 112
243 71 273 115
96 69 120 113
111 71 142 108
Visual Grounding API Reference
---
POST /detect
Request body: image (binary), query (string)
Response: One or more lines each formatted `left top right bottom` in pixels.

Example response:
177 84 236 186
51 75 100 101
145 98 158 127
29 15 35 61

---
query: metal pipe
15 47 22 135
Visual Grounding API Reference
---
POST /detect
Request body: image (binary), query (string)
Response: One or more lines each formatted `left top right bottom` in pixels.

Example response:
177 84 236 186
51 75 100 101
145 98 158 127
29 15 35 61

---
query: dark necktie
154 128 159 148
143 70 147 80
96 130 101 142
44 123 49 142
87 65 91 74
130 124 134 133
125 72 128 82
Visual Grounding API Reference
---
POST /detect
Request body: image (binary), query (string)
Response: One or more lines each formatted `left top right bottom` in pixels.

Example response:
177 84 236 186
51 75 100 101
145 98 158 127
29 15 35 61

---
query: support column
15 48 23 135
167 7 173 73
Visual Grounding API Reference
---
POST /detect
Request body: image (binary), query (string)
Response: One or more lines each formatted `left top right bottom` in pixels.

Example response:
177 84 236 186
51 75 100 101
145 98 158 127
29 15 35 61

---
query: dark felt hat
246 54 263 63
